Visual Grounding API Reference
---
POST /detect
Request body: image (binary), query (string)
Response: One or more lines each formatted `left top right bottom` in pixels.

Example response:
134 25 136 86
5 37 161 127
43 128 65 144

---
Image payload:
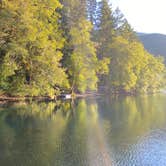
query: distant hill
137 33 166 59
136 32 148 36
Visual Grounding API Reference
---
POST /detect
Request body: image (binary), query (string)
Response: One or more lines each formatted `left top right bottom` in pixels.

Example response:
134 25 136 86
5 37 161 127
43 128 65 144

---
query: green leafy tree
136 53 165 93
109 37 147 92
0 0 68 97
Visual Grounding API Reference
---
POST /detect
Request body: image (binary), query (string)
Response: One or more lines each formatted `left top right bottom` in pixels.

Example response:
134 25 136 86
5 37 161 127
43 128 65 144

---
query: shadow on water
0 94 166 166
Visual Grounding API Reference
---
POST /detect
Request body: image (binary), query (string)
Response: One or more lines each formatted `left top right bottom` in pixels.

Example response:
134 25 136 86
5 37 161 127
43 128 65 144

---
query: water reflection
0 94 166 166
98 94 166 166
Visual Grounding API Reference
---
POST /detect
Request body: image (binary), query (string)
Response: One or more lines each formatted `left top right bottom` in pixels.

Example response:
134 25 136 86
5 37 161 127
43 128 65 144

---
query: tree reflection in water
0 94 166 166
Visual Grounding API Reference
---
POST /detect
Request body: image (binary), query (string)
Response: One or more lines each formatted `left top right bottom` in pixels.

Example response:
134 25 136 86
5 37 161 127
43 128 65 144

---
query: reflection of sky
134 130 166 166
110 0 166 34
86 103 114 166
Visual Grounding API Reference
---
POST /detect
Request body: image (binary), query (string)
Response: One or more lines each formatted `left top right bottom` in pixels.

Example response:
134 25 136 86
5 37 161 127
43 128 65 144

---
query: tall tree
113 8 137 41
92 0 114 88
60 0 101 93
97 0 115 59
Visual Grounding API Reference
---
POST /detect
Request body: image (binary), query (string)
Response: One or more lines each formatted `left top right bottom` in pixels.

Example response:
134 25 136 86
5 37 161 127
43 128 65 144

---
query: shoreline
0 96 55 103
0 92 103 103
0 91 164 103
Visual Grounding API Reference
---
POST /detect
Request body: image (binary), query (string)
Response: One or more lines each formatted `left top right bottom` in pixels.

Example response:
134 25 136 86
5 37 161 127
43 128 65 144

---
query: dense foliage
0 0 165 96
0 0 68 97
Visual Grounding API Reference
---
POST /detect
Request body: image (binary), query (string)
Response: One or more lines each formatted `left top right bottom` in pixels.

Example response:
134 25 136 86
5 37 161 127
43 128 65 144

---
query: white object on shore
60 94 72 99
65 94 72 99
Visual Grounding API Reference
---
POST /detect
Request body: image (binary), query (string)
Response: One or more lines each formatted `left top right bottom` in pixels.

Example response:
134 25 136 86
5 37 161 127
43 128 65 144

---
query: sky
110 0 166 34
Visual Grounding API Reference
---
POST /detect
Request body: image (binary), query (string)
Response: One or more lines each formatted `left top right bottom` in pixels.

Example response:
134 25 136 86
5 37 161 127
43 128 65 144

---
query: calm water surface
0 94 166 166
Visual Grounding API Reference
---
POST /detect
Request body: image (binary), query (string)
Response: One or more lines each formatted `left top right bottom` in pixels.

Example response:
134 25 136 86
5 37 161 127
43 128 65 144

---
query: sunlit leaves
0 0 68 96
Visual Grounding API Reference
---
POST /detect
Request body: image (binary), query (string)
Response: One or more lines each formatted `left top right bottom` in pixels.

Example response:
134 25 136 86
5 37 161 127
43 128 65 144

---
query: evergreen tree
113 7 137 41
86 0 97 26
97 0 115 59
92 0 114 88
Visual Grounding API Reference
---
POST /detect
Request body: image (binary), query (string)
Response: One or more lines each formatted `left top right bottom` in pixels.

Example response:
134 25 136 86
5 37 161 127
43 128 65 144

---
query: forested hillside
138 33 166 59
0 0 165 97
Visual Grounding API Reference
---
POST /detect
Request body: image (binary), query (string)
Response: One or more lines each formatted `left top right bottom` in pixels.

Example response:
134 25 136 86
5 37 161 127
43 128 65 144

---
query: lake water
0 94 166 166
